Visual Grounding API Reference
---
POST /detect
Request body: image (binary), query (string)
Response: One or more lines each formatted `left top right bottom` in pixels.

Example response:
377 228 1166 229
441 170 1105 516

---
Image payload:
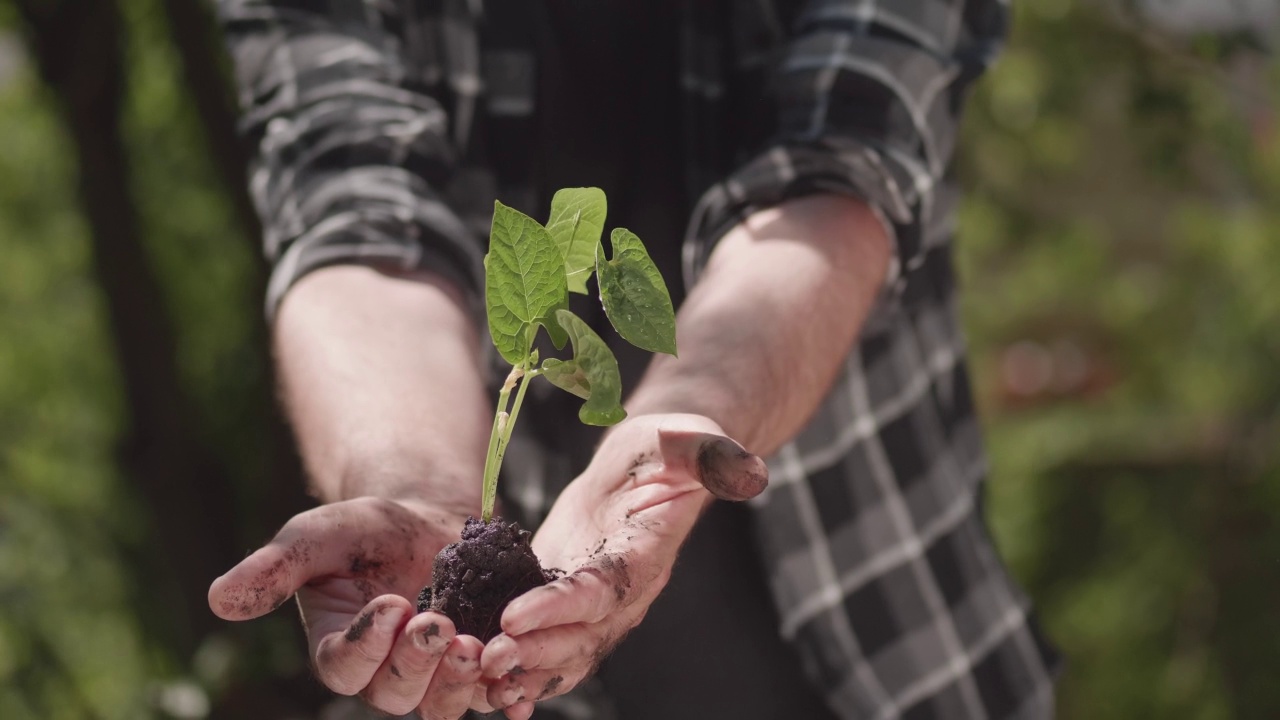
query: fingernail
500 679 525 707
450 649 478 672
482 635 517 678
503 620 531 638
695 437 767 501
413 621 448 652
376 606 405 632
501 607 530 637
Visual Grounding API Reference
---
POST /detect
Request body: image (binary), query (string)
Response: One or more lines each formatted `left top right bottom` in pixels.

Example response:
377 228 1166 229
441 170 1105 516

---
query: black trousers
592 502 840 720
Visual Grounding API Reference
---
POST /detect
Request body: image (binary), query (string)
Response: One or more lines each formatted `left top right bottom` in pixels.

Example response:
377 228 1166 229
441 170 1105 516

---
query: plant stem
478 360 541 523
480 364 519 522
498 366 535 460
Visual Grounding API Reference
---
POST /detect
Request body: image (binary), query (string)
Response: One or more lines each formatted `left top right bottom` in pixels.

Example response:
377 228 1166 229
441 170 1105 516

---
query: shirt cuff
263 182 485 326
682 136 918 296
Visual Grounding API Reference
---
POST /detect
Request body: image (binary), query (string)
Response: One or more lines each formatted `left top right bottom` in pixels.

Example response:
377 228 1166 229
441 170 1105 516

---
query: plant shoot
478 188 677 521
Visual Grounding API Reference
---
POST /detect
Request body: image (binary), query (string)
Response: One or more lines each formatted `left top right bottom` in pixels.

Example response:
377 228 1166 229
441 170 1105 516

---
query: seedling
418 188 678 640
477 187 677 520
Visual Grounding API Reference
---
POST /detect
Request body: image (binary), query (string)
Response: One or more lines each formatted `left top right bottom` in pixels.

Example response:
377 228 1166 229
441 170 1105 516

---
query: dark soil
417 516 555 642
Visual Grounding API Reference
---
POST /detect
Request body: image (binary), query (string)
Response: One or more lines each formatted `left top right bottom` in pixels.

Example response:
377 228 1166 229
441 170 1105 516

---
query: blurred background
0 1 1276 718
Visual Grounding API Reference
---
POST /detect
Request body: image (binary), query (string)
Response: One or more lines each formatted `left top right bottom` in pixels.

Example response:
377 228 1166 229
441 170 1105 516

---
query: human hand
475 413 767 718
208 496 486 719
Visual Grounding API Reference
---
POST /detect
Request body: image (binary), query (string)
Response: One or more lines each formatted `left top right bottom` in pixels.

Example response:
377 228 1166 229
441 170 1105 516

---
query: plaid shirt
219 1 1059 717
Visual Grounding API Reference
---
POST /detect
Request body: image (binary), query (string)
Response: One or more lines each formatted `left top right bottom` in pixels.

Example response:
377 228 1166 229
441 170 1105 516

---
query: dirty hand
208 497 487 719
476 413 767 718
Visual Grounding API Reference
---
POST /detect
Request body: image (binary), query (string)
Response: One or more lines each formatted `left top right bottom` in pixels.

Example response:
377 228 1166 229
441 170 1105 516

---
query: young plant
477 187 678 522
417 188 678 641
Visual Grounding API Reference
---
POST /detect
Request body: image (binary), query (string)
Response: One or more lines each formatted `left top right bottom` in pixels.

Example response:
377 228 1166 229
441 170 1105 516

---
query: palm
211 497 498 717
211 497 463 641
531 444 708 584
477 414 767 714
296 557 430 648
531 414 766 578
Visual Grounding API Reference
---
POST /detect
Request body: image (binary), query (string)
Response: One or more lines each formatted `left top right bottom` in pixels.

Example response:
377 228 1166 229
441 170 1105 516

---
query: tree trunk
158 0 312 543
14 0 238 659
154 6 331 713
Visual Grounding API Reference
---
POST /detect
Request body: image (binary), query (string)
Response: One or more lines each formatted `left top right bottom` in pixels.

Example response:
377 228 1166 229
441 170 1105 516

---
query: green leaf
548 309 626 426
540 358 590 399
596 228 678 356
485 201 569 364
533 297 569 350
546 188 607 294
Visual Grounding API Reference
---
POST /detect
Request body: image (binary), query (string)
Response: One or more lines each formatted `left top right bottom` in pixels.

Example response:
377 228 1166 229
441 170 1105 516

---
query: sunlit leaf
485 201 568 364
546 309 626 426
596 228 677 356
546 187 606 294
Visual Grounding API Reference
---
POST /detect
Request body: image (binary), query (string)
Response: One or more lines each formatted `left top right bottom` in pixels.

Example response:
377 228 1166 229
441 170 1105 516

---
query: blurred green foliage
0 0 305 717
0 0 1275 718
960 3 1280 718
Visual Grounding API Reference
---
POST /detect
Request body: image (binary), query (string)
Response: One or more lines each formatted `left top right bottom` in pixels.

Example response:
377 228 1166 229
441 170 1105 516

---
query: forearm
627 194 892 456
273 265 491 514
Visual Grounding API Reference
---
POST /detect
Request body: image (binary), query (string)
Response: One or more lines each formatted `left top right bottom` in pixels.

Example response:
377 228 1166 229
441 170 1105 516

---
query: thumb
209 519 344 620
656 428 768 502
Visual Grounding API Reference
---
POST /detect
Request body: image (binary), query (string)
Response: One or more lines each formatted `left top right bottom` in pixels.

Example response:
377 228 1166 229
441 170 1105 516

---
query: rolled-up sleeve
218 0 484 319
685 0 1009 293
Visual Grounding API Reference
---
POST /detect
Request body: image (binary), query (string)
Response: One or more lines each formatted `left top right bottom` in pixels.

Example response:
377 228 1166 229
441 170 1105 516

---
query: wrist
625 381 753 449
389 495 473 539
600 411 723 446
273 263 493 518
327 452 484 521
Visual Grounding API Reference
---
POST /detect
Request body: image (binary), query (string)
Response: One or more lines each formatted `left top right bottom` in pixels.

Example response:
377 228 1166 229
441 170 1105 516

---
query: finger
361 612 455 715
500 557 632 636
482 627 599 679
209 510 353 620
505 701 535 720
469 682 497 714
488 667 579 709
313 595 410 695
419 635 484 720
487 672 526 711
657 428 768 502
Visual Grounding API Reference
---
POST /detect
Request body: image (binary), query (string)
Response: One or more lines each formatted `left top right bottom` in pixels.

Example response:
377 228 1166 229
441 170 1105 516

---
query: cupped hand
208 496 484 719
476 413 767 718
